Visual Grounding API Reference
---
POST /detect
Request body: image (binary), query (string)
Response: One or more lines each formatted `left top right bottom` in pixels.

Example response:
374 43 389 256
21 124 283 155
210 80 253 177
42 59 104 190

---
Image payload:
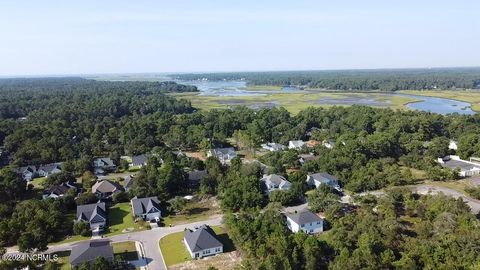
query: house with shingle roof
131 196 161 222
92 179 124 199
261 142 286 152
93 157 116 175
207 148 236 164
285 210 323 234
124 175 134 191
76 202 107 233
306 172 342 191
188 170 208 188
70 240 113 268
260 174 292 196
130 154 149 167
14 166 37 181
183 225 223 259
37 163 62 177
288 140 305 150
42 184 70 199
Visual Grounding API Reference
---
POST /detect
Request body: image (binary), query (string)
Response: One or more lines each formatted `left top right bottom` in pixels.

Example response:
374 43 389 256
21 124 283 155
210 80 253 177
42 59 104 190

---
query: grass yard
162 198 222 226
30 177 47 188
400 90 480 111
48 250 70 270
113 241 139 261
159 226 235 267
105 202 150 237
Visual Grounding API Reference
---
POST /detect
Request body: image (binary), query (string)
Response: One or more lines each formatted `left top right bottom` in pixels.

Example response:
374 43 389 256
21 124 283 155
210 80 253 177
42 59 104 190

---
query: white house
130 196 161 222
449 140 458 150
288 140 305 150
37 163 62 177
285 210 324 234
260 174 292 196
207 148 236 164
261 143 286 152
306 172 342 191
183 225 223 259
322 140 336 149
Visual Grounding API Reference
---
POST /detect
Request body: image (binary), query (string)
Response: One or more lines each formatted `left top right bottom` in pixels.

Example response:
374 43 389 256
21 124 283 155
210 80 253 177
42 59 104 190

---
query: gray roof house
14 166 37 181
124 175 134 191
188 170 208 187
298 154 319 165
92 180 124 199
285 210 324 234
130 154 149 167
131 196 162 222
70 240 114 268
37 163 62 177
260 174 292 196
207 148 236 164
261 142 286 152
42 184 71 199
93 157 116 175
76 202 107 233
306 172 341 191
184 225 223 259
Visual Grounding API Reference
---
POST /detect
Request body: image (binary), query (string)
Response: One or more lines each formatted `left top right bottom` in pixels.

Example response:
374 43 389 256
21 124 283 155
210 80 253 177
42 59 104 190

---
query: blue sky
0 0 479 76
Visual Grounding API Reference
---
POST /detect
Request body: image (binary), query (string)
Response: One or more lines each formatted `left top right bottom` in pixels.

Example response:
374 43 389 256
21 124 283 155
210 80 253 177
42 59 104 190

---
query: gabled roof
285 210 322 225
92 180 123 194
38 163 62 173
309 172 338 182
44 184 69 196
289 140 305 147
184 225 223 252
94 157 115 167
210 148 235 156
261 174 291 189
15 166 37 174
261 143 286 151
70 240 113 266
132 154 149 166
124 175 134 189
131 196 161 216
188 170 208 182
76 202 107 223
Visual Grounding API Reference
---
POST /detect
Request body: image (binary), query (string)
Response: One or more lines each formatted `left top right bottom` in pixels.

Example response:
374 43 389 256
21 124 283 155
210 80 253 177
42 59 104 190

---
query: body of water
179 80 476 115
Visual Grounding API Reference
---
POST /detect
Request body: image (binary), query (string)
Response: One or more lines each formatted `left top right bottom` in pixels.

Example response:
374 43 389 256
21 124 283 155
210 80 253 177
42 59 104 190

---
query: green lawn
31 177 47 188
159 226 234 267
113 241 139 261
48 250 70 270
105 202 150 237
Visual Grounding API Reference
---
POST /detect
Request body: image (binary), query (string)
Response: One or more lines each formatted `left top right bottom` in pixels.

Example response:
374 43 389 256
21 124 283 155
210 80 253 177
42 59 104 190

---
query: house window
215 247 221 252
317 221 321 224
310 229 313 233
301 224 305 228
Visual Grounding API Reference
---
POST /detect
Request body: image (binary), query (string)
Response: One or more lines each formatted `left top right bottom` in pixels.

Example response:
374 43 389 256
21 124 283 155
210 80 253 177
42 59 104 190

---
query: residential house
298 154 319 166
37 163 62 177
92 180 124 199
261 142 286 152
322 140 336 149
93 157 116 175
184 225 223 259
76 202 107 233
188 170 208 188
260 174 292 196
207 148 236 164
124 175 134 191
438 155 480 177
285 210 324 234
306 172 342 191
131 196 162 222
42 183 73 199
449 140 458 150
14 166 37 181
130 154 149 167
288 140 305 150
70 240 114 268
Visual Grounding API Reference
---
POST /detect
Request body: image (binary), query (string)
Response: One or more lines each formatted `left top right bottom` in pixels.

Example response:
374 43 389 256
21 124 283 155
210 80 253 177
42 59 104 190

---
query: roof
261 174 291 189
188 170 208 182
92 180 123 194
289 140 305 147
261 143 286 151
132 154 149 166
94 157 115 167
70 240 113 266
15 166 36 174
44 184 69 196
285 210 323 225
184 225 223 252
210 148 235 156
131 196 161 216
309 172 338 182
124 175 134 189
76 202 107 223
38 163 62 173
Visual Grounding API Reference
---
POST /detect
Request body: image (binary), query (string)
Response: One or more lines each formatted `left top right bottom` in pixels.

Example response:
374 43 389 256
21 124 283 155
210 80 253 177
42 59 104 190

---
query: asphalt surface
6 215 223 270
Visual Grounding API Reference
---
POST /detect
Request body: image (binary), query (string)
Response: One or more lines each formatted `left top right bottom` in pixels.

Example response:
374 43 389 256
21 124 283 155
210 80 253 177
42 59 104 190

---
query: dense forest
172 68 480 91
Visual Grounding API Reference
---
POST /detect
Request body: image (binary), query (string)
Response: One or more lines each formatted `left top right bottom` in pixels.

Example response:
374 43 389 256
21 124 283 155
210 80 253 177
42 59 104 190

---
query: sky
0 0 479 76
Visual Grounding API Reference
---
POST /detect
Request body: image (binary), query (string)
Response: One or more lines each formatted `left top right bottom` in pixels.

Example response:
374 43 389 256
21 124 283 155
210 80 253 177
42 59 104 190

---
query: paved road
6 215 223 270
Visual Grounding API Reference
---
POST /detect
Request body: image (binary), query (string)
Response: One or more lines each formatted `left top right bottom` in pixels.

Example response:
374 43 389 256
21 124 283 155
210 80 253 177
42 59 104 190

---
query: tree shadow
216 233 236 253
185 207 209 215
108 207 129 226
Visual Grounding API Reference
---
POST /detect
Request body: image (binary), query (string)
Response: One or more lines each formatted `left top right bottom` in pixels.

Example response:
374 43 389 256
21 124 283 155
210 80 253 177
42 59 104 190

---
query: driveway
6 215 223 270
